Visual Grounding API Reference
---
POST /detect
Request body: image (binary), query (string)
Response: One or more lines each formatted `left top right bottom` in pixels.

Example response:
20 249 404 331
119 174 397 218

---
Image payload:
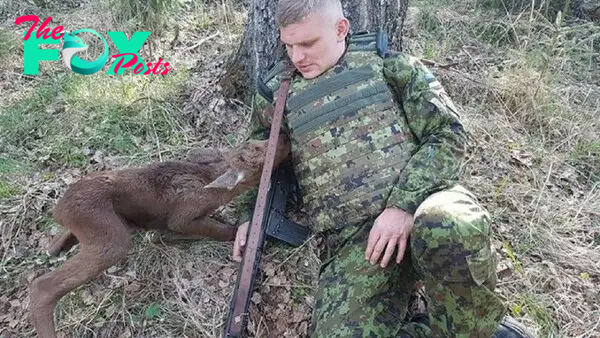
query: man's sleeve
231 92 271 224
382 54 468 215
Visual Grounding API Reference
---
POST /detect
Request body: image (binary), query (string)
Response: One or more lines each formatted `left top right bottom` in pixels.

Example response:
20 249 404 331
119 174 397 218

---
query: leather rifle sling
227 72 293 337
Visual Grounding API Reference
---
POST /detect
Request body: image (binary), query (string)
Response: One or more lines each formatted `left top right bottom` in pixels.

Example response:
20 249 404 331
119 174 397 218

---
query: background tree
219 0 410 102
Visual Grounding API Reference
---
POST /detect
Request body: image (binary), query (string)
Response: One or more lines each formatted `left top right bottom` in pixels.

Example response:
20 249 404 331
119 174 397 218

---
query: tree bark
219 0 409 102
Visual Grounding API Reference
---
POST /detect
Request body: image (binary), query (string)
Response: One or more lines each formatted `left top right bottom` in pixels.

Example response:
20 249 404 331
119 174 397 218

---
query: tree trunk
219 0 409 102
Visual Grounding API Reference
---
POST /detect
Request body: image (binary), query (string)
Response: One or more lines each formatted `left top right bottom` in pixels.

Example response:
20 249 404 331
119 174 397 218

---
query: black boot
492 316 536 338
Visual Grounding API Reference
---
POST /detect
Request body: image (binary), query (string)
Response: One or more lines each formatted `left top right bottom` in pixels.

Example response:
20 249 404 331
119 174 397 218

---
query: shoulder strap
257 75 275 104
257 59 289 104
347 29 389 58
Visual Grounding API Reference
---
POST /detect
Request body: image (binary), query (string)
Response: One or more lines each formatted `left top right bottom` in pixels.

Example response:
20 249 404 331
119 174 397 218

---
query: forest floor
1 0 599 337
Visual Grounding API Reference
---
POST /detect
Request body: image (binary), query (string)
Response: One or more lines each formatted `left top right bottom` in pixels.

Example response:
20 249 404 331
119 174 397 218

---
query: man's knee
414 184 490 229
409 185 497 286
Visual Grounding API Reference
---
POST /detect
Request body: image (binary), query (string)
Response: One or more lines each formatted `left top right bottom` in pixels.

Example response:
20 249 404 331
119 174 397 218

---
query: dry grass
405 1 600 336
1 0 599 337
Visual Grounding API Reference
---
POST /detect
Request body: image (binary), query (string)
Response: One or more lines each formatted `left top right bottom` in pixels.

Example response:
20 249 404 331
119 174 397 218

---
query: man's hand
232 221 249 262
365 207 414 268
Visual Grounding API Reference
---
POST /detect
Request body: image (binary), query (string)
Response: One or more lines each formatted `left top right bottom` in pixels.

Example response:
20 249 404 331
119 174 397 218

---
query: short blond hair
275 0 344 27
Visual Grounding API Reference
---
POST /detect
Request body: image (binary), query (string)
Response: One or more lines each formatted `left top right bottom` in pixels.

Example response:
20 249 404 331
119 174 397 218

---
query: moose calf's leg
164 216 237 242
29 218 132 338
46 229 78 257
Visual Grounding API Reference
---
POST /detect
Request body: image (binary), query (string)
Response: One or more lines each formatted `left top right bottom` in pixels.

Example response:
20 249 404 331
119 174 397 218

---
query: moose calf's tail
46 229 79 257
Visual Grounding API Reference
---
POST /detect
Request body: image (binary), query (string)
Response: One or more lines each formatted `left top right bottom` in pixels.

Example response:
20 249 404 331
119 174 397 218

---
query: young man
232 0 536 337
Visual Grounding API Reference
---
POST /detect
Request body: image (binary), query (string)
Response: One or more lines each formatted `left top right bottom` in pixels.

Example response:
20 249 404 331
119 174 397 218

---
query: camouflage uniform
236 32 507 337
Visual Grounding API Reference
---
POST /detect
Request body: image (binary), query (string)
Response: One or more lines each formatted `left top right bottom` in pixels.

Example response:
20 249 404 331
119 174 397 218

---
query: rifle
223 73 310 338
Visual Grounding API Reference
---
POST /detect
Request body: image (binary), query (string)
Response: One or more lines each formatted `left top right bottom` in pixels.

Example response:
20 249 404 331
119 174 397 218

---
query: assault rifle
223 74 310 338
223 160 310 338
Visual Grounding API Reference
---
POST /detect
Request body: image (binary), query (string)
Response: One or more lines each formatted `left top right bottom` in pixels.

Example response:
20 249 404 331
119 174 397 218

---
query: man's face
279 12 348 79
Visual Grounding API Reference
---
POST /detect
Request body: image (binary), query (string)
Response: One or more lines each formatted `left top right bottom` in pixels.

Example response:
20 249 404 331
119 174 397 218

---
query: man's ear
336 17 350 40
204 170 245 190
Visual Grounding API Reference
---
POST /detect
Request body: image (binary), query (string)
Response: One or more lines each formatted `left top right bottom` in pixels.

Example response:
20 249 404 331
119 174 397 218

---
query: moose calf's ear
204 170 245 190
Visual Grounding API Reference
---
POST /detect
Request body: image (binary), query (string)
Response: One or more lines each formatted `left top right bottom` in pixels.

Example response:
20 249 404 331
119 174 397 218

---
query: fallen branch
420 58 459 69
182 32 220 53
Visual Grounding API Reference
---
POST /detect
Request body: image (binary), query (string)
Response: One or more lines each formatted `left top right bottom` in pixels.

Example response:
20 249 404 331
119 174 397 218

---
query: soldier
231 0 536 337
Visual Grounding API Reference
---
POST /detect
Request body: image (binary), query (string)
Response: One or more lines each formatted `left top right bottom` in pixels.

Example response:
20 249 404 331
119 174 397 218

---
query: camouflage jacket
234 35 467 233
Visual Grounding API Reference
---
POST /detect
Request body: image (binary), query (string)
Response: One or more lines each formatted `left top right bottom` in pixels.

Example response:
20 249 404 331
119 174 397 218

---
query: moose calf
28 135 290 338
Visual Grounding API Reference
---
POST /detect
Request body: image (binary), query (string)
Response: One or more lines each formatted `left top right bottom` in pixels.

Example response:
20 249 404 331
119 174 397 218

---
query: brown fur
28 136 290 338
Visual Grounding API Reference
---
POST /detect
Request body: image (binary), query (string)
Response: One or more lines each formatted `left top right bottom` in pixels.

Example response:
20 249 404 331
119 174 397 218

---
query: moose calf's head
204 134 291 191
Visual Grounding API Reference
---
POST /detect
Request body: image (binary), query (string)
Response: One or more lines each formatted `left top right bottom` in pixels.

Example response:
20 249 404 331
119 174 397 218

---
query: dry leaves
510 149 533 167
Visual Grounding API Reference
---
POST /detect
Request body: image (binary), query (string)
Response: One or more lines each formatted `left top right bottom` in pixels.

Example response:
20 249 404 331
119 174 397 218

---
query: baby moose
28 135 290 338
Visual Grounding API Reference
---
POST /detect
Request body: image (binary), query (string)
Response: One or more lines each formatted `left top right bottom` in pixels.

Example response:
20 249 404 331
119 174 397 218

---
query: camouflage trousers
309 185 507 337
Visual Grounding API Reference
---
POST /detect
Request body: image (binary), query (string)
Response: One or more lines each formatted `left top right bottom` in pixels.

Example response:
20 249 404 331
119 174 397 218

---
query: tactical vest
258 31 419 233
